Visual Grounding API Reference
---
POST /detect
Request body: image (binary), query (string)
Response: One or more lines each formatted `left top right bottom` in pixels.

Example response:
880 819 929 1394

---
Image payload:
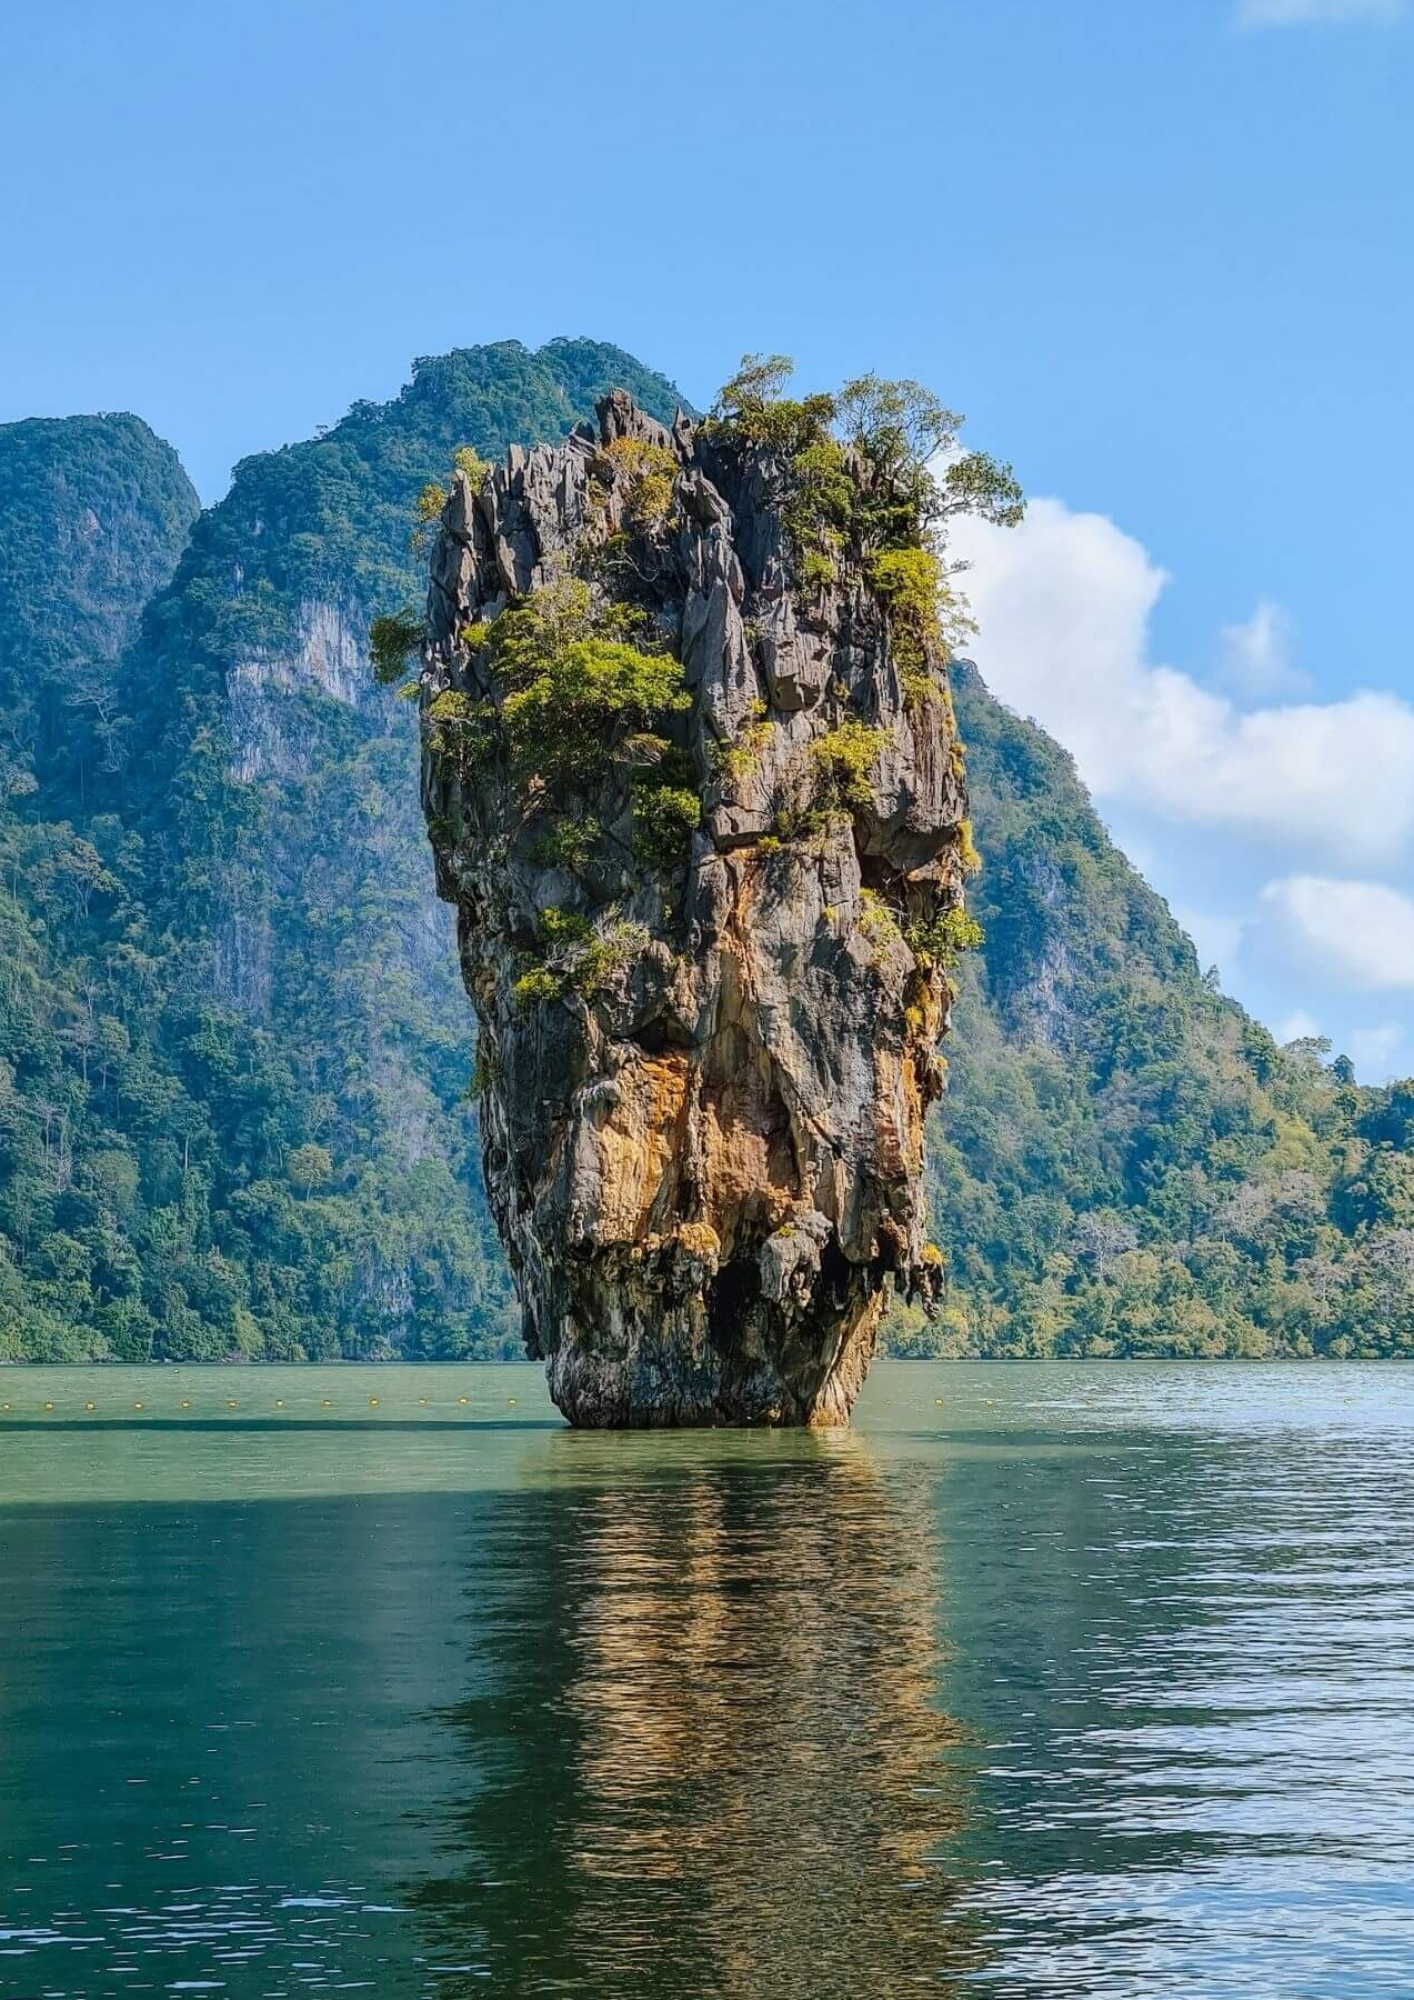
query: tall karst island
391 359 1021 1425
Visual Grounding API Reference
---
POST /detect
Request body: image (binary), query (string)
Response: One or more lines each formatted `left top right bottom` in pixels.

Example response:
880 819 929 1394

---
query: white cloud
1219 599 1308 698
1275 1008 1324 1045
1236 0 1406 25
1350 1021 1407 1078
950 497 1414 864
1171 903 1243 975
1251 875 1414 990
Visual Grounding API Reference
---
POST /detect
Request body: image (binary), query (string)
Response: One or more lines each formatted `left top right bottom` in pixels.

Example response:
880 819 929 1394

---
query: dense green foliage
708 355 1022 594
443 573 697 870
884 665 1414 1359
0 343 685 1360
500 635 687 786
0 413 199 806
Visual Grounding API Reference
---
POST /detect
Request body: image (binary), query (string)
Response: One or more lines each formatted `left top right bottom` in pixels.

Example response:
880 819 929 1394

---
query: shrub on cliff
809 722 890 813
707 354 1023 587
632 780 700 867
501 638 688 788
369 610 423 686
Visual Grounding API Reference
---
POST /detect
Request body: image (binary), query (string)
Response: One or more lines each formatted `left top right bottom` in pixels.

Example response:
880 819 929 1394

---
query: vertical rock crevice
421 387 970 1425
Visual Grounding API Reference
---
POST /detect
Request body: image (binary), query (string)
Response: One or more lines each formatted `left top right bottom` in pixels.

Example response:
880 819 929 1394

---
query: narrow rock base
544 1293 883 1429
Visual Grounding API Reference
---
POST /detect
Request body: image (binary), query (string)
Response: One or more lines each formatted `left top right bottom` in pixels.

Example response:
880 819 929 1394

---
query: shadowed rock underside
421 392 968 1424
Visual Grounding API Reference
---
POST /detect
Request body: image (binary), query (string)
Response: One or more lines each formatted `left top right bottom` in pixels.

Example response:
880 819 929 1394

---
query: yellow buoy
227 1399 237 1409
419 1397 428 1406
275 1399 284 1408
85 1401 96 1412
133 1402 144 1411
43 1402 53 1411
458 1395 469 1406
322 1398 332 1407
508 1397 517 1406
180 1400 190 1410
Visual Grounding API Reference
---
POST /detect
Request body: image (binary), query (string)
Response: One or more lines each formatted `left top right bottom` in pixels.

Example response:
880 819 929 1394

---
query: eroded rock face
421 393 968 1425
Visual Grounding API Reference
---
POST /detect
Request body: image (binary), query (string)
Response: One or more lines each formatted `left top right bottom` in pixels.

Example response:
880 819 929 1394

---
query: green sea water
0 1360 1410 1996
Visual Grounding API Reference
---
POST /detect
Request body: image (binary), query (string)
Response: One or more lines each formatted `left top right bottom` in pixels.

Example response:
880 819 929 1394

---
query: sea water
0 1361 1410 1996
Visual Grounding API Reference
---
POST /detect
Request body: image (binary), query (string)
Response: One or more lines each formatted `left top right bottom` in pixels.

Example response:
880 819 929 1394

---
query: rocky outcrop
420 392 970 1425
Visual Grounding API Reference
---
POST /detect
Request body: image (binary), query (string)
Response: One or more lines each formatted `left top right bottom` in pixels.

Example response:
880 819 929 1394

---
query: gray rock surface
420 393 969 1425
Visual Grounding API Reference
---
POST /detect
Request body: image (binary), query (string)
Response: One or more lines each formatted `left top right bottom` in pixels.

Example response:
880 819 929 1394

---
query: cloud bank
1251 876 1414 990
949 498 1414 865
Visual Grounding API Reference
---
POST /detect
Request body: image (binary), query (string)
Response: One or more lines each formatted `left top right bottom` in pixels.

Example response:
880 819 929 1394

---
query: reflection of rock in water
412 1434 980 1996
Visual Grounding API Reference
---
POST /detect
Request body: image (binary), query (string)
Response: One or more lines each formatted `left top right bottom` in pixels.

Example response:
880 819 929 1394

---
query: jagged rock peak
420 386 972 1425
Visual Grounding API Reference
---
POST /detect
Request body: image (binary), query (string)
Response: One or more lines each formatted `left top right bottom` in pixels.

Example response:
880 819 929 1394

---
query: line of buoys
2 1387 494 1415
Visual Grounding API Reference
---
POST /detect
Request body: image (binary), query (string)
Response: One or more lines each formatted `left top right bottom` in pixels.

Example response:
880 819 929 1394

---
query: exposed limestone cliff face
229 598 372 783
421 391 970 1425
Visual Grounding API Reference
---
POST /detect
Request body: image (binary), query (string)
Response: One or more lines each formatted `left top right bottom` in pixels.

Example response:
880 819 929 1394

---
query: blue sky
2 0 1411 1073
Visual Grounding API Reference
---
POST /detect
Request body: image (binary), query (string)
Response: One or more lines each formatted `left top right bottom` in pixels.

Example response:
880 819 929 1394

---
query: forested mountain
1 345 684 1360
1 413 201 1357
885 665 1414 1358
0 413 199 806
0 343 1409 1362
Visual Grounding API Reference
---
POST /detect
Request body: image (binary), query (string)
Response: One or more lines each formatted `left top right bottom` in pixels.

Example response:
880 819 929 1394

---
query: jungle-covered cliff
1 345 684 1360
0 413 199 807
0 341 1409 1364
901 666 1414 1359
